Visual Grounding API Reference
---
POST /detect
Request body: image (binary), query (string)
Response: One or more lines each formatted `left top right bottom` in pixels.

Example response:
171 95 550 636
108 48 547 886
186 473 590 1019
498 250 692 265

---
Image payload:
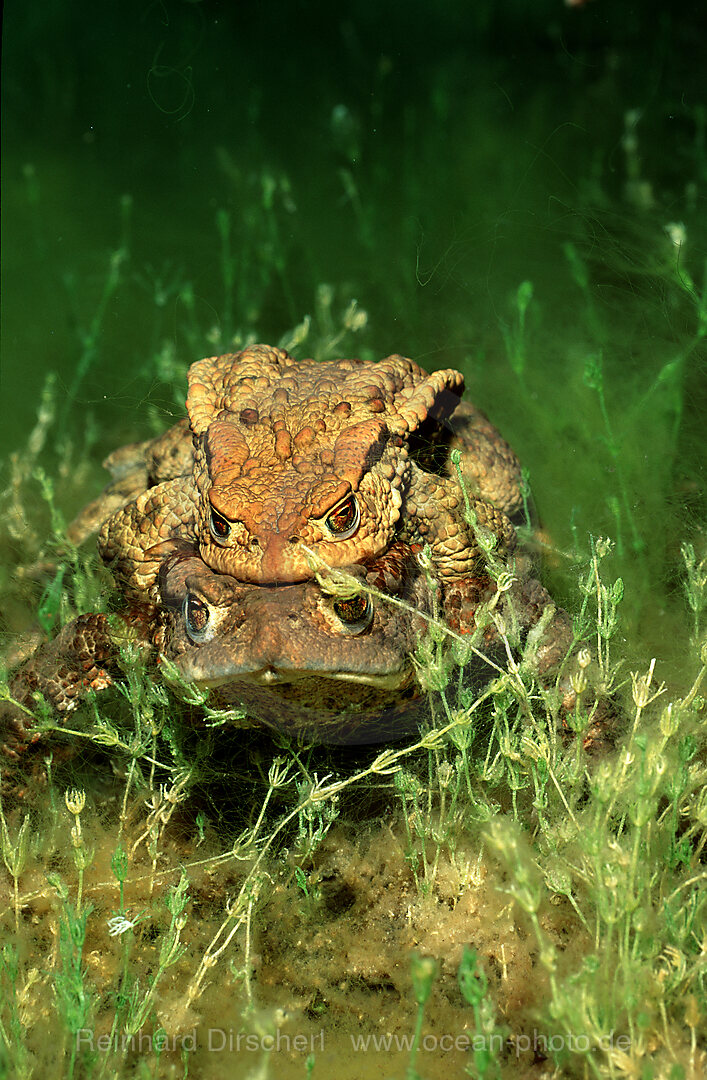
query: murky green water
1 6 705 1077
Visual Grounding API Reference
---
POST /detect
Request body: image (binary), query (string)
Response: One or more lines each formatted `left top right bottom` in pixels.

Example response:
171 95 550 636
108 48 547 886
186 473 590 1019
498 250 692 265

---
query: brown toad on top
97 345 523 598
186 346 465 580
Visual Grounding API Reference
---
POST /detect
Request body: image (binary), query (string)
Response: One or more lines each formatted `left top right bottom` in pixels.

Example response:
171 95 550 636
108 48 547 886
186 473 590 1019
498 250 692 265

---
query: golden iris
333 594 371 626
324 494 360 540
184 594 210 637
209 507 232 543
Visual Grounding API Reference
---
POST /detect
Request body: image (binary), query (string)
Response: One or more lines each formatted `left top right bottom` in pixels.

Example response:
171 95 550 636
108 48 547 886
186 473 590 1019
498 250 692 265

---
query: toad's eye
184 594 211 642
209 507 232 544
333 593 372 633
324 494 360 540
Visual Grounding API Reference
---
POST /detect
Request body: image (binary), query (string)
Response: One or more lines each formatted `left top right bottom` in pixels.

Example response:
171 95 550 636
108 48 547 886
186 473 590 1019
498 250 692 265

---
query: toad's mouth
183 665 413 692
161 654 425 743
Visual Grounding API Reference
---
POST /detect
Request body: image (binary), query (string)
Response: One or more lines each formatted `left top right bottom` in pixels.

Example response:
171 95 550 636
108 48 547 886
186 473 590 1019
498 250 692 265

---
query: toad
95 346 523 598
2 540 577 759
1 545 434 755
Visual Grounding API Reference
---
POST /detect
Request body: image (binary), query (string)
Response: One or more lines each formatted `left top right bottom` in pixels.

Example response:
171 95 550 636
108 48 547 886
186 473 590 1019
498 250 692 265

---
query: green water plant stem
65 788 92 916
406 954 437 1080
125 873 189 1037
0 944 33 1080
60 230 129 432
0 794 31 933
457 947 503 1080
583 352 645 559
499 280 534 387
681 542 707 649
54 897 95 1080
564 241 604 344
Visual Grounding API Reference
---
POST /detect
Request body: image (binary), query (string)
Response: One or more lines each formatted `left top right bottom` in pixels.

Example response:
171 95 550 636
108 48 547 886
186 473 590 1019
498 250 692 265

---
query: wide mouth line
185 665 411 691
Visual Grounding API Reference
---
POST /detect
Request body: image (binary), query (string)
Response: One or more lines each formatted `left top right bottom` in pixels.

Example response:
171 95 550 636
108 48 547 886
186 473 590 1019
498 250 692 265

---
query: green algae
1 2 706 1078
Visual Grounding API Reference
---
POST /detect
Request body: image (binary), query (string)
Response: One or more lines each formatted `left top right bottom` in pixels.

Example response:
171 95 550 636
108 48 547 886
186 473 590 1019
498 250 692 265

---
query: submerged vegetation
0 440 705 1077
1 2 706 1077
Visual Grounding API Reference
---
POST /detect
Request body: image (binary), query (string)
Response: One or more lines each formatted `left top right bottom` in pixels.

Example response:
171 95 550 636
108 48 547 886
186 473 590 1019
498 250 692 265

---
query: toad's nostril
288 535 299 544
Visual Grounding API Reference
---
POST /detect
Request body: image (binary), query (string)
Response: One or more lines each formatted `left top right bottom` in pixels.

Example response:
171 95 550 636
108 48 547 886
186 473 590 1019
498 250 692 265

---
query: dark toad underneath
2 535 579 759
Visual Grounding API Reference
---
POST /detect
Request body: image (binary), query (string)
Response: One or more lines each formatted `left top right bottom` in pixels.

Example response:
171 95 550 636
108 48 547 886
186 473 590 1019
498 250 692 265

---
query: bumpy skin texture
158 547 429 688
97 346 522 598
441 400 523 517
2 536 580 756
1 613 119 759
68 419 194 545
157 545 438 741
2 545 437 751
